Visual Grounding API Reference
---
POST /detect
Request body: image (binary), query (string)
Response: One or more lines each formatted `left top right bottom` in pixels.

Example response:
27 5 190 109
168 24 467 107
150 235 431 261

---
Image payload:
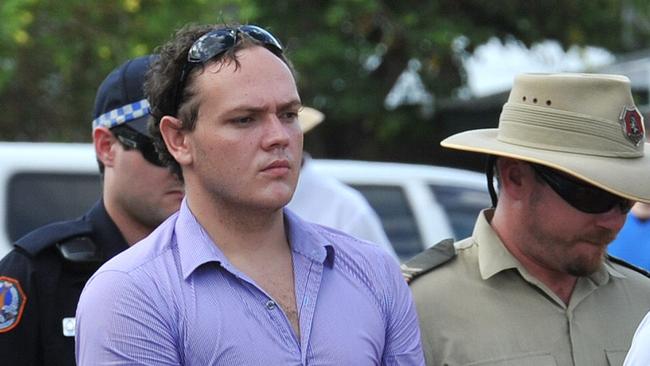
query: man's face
520 166 626 276
111 140 184 231
182 46 303 211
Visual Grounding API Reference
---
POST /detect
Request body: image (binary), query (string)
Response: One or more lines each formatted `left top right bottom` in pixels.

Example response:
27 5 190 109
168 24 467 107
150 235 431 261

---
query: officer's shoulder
15 218 93 258
400 238 457 284
607 255 650 279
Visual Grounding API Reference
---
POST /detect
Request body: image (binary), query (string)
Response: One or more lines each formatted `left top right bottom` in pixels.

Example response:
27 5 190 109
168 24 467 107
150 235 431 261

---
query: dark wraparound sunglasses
530 163 633 214
173 25 284 116
112 127 165 167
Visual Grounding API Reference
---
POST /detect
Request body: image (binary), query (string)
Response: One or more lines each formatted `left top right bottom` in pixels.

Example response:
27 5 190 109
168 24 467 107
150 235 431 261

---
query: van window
429 184 491 240
7 172 101 242
349 184 422 260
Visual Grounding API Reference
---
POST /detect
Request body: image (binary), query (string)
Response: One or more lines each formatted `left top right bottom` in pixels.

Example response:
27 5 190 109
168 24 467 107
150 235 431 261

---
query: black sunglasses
112 127 165 167
173 25 284 116
530 163 632 214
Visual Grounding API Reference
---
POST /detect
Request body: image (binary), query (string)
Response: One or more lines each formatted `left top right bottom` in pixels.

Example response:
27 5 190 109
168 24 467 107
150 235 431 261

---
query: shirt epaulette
608 255 650 279
401 238 456 284
14 219 93 257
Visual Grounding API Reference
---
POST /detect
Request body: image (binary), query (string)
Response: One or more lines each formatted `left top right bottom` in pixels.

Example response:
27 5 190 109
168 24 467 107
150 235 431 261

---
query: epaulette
15 219 94 257
401 238 456 284
608 255 650 279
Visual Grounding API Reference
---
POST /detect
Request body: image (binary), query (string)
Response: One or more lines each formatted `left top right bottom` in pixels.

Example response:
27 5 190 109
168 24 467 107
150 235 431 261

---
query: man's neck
104 197 151 246
186 193 289 258
505 241 578 305
491 209 578 305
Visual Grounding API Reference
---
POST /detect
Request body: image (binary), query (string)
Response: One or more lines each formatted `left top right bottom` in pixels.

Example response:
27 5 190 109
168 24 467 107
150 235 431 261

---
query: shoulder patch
401 238 456 284
608 255 650 278
15 219 93 256
0 276 27 333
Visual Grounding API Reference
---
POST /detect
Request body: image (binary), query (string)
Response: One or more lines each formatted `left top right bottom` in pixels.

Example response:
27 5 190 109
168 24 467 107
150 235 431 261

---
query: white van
0 142 490 261
311 160 490 260
0 142 99 259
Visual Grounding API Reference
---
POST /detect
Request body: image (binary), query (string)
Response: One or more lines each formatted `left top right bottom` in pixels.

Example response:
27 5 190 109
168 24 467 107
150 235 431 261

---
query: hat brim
299 107 325 133
442 129 650 203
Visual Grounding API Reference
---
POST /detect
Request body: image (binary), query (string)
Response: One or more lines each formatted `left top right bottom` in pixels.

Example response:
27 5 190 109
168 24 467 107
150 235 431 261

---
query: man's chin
566 251 606 277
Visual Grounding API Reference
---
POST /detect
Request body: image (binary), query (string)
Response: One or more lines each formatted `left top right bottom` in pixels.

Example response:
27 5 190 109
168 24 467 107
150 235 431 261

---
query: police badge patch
0 276 27 333
620 105 645 146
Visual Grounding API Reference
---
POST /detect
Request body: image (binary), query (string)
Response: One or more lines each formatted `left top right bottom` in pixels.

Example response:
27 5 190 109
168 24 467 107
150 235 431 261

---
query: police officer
0 55 183 365
406 73 650 366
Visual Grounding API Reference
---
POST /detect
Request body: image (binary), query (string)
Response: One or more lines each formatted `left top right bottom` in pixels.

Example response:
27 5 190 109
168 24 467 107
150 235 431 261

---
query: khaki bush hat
441 73 650 203
298 107 325 133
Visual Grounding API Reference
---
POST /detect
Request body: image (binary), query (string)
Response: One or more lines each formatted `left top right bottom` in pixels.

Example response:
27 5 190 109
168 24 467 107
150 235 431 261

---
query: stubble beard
528 215 616 277
526 190 615 277
120 195 173 231
564 230 615 276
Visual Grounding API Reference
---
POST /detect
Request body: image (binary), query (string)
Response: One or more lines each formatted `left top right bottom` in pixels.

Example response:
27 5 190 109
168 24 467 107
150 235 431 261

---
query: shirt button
61 317 76 337
265 300 276 310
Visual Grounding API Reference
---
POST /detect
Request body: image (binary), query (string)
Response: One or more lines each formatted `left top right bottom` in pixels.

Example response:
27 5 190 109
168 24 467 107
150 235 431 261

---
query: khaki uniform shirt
411 209 650 366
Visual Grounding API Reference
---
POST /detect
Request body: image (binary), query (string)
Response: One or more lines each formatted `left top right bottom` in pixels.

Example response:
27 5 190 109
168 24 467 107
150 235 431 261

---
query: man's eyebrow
279 100 303 111
227 100 302 114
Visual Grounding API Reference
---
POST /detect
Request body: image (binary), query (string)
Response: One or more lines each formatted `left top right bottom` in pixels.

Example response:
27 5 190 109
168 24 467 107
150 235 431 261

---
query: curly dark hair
144 23 294 180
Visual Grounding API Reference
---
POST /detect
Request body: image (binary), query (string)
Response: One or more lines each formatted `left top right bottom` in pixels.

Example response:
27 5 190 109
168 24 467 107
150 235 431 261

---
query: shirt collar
475 209 621 285
475 209 521 280
175 199 227 279
284 208 335 266
175 199 335 280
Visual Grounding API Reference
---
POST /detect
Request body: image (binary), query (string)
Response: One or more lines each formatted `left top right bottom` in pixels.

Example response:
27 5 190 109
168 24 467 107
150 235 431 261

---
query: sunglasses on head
112 126 165 167
173 25 284 116
530 163 633 214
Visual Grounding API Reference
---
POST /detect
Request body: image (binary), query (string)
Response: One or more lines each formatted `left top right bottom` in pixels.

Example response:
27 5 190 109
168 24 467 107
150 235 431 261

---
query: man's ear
93 127 118 167
159 116 192 166
496 158 530 200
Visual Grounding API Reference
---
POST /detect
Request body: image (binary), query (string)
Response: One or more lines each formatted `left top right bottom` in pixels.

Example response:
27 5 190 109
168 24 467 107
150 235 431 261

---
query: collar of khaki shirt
468 209 626 287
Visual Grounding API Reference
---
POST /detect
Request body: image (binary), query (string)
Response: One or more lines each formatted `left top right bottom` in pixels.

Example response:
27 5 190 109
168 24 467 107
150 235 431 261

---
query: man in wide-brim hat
405 73 650 366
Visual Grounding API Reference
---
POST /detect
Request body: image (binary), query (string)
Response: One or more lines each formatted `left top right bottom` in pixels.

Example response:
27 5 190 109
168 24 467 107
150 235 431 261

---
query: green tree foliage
0 0 258 140
2 0 650 162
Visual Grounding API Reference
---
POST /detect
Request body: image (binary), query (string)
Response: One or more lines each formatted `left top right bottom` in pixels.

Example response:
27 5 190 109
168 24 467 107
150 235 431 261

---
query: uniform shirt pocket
605 349 627 366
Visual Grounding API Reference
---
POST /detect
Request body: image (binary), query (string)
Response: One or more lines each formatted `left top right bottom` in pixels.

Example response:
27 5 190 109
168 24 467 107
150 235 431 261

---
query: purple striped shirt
75 200 424 365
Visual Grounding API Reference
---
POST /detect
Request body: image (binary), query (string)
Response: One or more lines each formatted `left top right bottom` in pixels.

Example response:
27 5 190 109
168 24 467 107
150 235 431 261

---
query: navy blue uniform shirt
0 200 128 365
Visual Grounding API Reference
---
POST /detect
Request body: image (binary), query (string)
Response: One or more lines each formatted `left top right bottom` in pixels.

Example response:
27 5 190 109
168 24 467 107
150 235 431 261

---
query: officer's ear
159 116 193 166
495 158 532 201
93 127 118 167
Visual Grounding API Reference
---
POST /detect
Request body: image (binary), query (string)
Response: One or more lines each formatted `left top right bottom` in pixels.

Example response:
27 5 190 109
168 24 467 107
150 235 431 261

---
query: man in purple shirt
75 23 424 365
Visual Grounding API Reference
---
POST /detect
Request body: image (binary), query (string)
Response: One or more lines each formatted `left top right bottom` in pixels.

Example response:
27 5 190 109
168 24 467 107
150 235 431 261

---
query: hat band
497 103 643 158
92 99 150 130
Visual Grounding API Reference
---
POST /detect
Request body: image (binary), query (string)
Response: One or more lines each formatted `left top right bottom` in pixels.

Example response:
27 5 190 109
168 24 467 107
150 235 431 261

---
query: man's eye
233 117 254 124
280 111 299 121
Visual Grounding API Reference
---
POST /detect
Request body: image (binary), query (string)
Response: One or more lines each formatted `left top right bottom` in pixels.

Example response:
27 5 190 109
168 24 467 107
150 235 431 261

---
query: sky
383 38 618 113
464 38 616 97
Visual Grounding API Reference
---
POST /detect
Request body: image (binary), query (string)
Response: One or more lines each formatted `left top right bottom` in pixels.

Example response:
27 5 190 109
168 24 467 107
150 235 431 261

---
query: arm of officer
380 251 426 365
75 270 180 365
0 249 40 365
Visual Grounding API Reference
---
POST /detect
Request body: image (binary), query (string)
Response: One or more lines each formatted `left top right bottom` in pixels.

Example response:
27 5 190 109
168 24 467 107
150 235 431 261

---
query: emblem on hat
0 276 27 333
619 105 645 146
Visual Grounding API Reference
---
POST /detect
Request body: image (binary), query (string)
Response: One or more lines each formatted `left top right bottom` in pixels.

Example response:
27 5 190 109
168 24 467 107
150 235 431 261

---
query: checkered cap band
92 99 150 129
